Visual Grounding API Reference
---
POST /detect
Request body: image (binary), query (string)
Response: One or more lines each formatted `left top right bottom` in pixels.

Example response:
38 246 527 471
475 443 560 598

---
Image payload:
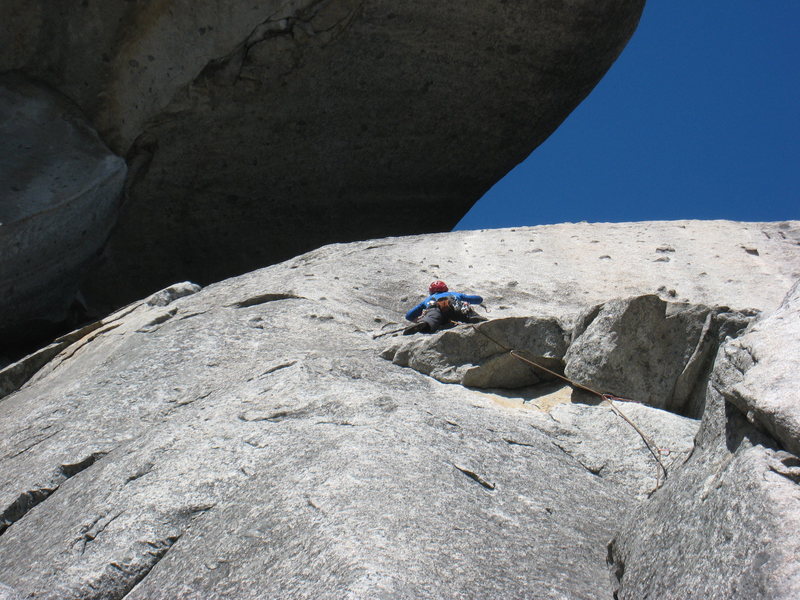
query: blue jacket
405 292 483 321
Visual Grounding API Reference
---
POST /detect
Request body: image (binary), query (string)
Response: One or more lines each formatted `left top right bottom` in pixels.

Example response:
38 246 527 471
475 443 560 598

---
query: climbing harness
469 324 670 489
423 296 474 319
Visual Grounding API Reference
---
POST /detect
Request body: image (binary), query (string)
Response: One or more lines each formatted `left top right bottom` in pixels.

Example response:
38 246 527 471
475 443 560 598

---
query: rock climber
403 280 486 335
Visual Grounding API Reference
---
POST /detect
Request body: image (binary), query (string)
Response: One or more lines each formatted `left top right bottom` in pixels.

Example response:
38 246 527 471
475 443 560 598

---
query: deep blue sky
455 1 799 230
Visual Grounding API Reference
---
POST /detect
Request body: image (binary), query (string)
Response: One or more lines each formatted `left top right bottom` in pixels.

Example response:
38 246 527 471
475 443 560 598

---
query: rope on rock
372 325 407 339
469 324 669 487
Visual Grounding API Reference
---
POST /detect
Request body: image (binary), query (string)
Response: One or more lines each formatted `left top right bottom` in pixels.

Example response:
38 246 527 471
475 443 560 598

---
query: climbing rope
469 324 669 488
372 325 407 339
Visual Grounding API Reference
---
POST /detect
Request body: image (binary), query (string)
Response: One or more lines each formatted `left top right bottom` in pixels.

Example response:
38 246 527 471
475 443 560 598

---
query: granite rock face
0 73 126 347
1 0 646 311
0 277 657 599
714 279 800 456
0 583 21 600
608 283 800 600
0 221 799 598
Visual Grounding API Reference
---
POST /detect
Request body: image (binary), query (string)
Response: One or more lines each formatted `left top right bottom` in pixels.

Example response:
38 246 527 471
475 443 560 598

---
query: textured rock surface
715 280 800 456
1 0 646 311
564 295 754 416
382 316 569 388
0 73 126 346
527 401 698 501
0 221 799 598
0 583 21 600
608 285 800 599
0 279 652 599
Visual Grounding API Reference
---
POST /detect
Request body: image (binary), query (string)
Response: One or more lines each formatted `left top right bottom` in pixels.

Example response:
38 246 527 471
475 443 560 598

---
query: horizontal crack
503 438 537 449
261 360 297 376
238 409 307 423
230 293 305 308
60 452 107 478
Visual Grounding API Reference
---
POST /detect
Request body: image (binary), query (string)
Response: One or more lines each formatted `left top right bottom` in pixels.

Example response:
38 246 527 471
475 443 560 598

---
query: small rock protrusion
146 282 202 307
656 286 678 298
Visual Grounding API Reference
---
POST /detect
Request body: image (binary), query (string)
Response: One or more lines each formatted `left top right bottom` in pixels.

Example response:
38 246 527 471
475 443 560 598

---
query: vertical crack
607 538 625 600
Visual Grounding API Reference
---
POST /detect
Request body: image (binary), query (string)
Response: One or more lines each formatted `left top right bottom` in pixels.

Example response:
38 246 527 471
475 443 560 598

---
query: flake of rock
382 317 568 388
564 295 755 416
713 280 800 456
145 282 202 307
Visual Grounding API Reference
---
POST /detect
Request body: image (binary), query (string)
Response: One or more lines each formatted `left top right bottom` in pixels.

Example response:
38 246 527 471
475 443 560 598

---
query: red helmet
428 280 448 294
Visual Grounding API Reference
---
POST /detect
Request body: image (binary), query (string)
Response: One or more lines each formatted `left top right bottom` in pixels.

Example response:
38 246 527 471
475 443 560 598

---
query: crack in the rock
5 427 63 460
177 310 209 321
0 451 106 537
117 505 214 598
200 11 297 86
161 391 213 418
117 534 181 600
198 0 362 87
452 464 496 490
549 439 602 477
238 408 307 422
0 487 56 537
39 322 123 380
261 360 298 376
60 452 107 478
125 462 155 484
136 308 178 333
177 504 216 517
230 293 305 308
607 538 625 600
670 311 715 410
503 438 537 449
1 344 69 400
4 322 123 396
71 510 124 555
